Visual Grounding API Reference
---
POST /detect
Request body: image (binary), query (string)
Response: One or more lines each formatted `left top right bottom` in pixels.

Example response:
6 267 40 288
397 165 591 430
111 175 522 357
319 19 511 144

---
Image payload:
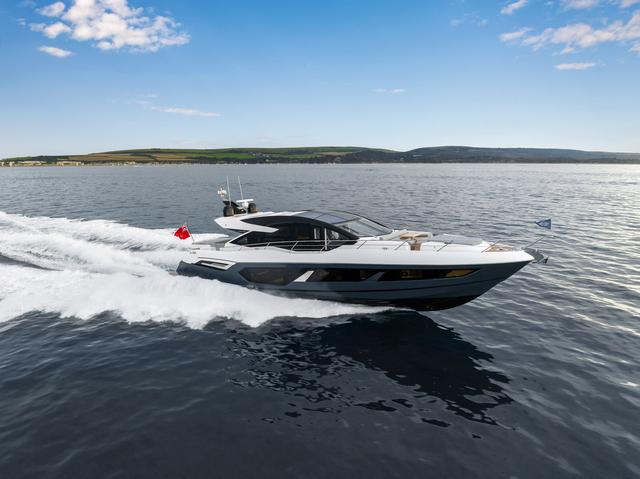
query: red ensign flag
174 225 191 240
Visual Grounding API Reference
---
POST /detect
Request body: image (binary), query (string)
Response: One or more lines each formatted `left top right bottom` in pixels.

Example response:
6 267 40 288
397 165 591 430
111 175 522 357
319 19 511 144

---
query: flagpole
185 222 194 243
524 235 546 249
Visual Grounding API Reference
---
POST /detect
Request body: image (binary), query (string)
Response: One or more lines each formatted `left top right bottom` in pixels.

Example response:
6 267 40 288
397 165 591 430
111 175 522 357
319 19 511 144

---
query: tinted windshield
337 218 392 237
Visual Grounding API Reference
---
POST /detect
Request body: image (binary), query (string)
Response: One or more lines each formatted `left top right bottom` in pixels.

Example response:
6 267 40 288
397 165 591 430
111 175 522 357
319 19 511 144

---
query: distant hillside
383 146 640 163
2 146 639 166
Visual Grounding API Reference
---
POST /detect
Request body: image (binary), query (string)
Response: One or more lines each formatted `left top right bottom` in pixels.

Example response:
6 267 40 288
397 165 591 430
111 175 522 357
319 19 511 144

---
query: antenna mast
237 176 244 201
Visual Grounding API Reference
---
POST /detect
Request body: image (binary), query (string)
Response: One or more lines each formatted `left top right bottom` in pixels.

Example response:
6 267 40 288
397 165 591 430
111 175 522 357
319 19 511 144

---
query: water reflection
227 311 512 425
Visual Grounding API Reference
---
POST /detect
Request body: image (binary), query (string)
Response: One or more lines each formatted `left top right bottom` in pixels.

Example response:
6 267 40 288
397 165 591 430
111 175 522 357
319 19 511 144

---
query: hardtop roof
294 210 363 224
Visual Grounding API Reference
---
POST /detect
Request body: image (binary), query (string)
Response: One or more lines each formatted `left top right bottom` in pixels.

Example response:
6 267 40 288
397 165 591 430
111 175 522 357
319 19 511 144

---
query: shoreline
3 146 640 167
2 160 640 167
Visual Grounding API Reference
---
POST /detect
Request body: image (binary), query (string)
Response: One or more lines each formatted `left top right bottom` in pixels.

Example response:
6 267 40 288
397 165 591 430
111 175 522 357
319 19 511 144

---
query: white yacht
176 190 536 311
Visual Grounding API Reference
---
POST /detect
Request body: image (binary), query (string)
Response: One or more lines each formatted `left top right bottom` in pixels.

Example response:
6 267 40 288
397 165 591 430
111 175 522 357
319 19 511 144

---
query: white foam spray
0 211 384 328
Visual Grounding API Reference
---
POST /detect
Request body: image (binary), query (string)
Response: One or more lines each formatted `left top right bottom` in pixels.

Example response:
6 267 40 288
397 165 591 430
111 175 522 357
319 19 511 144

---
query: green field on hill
2 146 639 166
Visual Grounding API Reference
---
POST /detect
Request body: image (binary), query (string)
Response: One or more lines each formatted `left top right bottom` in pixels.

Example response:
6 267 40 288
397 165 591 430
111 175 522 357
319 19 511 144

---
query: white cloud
562 0 598 9
373 88 405 93
450 13 488 27
38 45 73 57
501 0 528 15
558 45 576 54
151 106 220 117
134 95 218 118
516 11 640 54
30 21 72 38
500 27 532 42
621 0 640 6
555 62 596 69
30 0 189 53
38 1 65 17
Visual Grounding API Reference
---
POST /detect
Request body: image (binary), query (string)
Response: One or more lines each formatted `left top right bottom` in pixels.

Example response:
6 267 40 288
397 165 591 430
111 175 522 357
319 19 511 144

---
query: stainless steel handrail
260 238 356 252
437 241 453 252
393 239 410 251
217 237 467 253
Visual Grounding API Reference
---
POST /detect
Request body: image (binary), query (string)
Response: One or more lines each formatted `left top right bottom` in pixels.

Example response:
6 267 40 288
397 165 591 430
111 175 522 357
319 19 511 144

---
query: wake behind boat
176 184 536 311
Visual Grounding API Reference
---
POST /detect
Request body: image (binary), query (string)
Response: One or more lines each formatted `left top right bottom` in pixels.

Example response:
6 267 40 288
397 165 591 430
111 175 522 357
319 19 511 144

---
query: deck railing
213 238 466 253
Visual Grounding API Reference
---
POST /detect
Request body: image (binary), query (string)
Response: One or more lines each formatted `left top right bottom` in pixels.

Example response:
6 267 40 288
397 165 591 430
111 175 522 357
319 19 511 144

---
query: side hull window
238 267 476 285
379 269 475 281
306 268 476 282
240 268 306 285
307 269 377 282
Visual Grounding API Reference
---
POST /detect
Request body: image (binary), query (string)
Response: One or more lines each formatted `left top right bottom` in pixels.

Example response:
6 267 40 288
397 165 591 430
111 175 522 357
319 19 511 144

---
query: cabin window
336 218 392 237
232 222 353 250
232 231 268 246
290 223 325 251
324 228 354 250
240 267 306 285
379 269 475 281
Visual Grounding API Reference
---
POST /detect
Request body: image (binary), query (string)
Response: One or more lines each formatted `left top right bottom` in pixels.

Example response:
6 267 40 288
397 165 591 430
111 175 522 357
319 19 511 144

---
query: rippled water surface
0 164 639 478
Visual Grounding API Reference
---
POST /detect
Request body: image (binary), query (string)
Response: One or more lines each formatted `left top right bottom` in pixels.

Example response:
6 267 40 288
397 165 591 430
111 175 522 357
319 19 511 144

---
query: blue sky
1 0 639 157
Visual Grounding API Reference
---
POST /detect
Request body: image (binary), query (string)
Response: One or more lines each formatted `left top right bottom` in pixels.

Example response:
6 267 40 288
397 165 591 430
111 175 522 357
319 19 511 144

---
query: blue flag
535 219 552 229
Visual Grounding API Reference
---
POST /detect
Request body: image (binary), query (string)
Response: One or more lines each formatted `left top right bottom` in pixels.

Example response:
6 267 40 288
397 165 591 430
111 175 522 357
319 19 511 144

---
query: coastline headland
2 146 640 166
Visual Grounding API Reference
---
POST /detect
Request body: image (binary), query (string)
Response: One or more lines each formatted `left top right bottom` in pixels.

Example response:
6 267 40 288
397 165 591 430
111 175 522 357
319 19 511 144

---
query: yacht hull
176 260 529 311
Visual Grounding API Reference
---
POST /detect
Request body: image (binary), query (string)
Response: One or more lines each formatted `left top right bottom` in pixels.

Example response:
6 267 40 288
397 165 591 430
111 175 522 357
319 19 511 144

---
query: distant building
56 161 84 166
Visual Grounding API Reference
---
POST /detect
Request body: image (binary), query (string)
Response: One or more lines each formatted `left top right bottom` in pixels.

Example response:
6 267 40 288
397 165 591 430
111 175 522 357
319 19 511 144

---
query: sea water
0 164 638 478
